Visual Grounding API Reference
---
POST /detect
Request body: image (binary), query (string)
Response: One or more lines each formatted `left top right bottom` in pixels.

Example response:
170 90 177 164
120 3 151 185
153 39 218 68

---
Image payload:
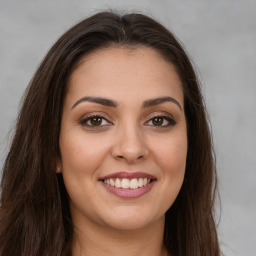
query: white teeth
103 177 152 189
110 178 115 186
115 178 121 188
121 178 130 188
138 178 143 187
130 178 138 189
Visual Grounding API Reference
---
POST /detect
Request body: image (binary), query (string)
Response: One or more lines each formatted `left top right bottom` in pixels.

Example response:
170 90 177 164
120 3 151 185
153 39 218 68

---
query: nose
111 125 149 164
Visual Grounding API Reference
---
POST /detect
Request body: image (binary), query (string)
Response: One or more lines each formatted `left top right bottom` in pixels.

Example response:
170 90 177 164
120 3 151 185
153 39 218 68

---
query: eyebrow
71 96 182 111
142 96 182 110
72 96 117 109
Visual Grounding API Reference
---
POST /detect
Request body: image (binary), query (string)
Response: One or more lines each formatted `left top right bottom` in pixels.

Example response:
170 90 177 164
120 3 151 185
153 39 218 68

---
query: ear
56 158 62 173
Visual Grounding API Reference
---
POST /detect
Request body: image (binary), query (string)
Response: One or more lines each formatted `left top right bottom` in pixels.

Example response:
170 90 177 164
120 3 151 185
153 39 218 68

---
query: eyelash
145 115 177 127
79 114 112 128
79 114 176 128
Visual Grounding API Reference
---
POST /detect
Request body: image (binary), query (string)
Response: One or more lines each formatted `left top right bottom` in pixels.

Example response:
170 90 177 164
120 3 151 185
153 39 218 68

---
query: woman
0 11 220 256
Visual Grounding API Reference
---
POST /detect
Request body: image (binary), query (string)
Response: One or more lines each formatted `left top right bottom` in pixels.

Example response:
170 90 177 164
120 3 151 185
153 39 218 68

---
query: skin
58 46 187 256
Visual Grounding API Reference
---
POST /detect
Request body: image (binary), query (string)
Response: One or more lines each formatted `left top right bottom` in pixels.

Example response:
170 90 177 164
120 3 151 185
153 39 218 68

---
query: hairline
65 43 185 98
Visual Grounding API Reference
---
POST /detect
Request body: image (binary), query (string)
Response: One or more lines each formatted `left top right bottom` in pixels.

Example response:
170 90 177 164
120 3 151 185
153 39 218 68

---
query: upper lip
99 172 157 180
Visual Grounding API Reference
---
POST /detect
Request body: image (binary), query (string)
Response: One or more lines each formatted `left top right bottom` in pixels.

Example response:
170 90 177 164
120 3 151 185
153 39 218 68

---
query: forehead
67 46 184 105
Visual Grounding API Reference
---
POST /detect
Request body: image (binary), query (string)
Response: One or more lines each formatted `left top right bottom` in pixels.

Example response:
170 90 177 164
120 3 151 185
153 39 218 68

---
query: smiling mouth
101 177 151 189
98 172 157 198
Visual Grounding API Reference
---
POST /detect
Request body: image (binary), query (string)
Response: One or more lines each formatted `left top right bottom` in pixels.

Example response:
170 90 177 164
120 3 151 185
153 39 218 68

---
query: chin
100 206 164 231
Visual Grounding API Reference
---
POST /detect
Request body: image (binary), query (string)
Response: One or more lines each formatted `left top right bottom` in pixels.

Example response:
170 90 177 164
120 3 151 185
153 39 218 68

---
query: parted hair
0 11 220 256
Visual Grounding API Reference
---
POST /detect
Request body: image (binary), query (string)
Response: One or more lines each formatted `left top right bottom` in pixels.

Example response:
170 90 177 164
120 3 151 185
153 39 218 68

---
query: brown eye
152 117 164 126
145 115 177 127
90 117 103 126
80 115 111 127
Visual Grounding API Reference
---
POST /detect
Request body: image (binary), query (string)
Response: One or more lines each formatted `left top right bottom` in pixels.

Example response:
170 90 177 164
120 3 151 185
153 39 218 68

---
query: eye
145 115 176 127
79 115 111 127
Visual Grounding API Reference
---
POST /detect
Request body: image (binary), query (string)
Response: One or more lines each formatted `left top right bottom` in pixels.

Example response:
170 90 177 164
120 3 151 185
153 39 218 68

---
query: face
59 46 187 231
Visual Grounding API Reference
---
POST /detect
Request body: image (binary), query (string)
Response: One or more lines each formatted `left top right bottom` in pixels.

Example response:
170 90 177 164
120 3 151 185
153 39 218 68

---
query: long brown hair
0 11 220 256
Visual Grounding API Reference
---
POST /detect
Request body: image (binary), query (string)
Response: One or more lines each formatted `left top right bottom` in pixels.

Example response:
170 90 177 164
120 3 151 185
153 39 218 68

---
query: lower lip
101 181 156 198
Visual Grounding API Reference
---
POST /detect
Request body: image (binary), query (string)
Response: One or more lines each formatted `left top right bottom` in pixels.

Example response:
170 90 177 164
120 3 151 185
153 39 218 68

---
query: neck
71 216 169 256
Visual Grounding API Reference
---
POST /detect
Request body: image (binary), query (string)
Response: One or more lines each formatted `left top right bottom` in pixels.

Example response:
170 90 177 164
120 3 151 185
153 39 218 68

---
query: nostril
111 141 149 163
115 154 144 161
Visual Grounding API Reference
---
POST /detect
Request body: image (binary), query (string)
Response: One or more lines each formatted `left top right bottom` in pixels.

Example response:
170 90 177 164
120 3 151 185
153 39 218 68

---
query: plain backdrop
0 1 255 255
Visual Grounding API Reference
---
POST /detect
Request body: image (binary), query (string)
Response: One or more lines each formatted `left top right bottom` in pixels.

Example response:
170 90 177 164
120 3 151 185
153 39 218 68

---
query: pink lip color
99 172 156 180
101 180 156 198
99 172 157 199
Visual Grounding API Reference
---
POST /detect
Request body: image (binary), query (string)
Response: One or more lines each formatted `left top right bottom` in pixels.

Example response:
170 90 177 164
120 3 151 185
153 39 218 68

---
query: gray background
0 0 255 255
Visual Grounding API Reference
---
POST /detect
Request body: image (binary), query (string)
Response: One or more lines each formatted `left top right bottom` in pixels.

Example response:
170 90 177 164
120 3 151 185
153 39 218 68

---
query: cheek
60 132 106 169
152 132 187 204
155 131 187 172
59 134 105 203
